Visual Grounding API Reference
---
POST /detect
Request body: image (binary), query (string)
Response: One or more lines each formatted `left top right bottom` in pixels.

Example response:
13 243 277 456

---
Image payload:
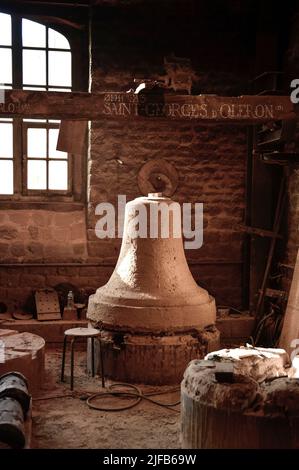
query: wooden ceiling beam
0 89 295 123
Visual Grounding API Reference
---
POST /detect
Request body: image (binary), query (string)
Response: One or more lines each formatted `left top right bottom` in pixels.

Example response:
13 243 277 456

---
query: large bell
87 193 219 384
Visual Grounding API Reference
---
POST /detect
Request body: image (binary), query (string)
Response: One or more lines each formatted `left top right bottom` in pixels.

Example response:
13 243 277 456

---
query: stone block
10 242 26 258
0 243 9 257
0 225 18 240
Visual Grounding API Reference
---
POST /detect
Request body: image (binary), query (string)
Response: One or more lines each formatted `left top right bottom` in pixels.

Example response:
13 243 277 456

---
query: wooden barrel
0 397 25 449
181 360 299 449
0 372 30 414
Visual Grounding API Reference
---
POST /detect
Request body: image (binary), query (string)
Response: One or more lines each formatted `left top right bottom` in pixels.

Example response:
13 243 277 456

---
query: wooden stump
181 352 299 449
0 329 45 395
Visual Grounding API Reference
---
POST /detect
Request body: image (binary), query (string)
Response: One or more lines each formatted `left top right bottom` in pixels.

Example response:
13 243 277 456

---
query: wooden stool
60 327 105 391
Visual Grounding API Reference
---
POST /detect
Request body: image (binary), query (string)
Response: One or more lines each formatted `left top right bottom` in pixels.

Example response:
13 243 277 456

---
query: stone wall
0 210 87 263
0 209 90 312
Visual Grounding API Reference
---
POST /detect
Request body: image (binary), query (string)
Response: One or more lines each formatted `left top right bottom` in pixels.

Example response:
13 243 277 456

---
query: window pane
24 119 47 123
0 122 13 157
23 87 46 91
27 128 47 158
49 160 68 190
22 19 46 48
48 51 71 87
0 160 13 194
49 129 67 159
27 160 46 189
0 48 12 84
48 28 70 50
23 50 46 85
0 13 11 46
49 88 71 92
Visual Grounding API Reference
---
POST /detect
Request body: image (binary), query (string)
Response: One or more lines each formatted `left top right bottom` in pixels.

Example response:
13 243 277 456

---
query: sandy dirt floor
31 347 181 449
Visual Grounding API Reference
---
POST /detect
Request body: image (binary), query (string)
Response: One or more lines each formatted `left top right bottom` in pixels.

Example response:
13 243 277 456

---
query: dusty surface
182 361 258 410
31 347 180 449
205 345 289 383
182 349 299 416
261 377 299 415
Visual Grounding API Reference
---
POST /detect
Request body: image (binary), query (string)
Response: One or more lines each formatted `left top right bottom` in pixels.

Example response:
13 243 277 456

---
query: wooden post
279 249 299 355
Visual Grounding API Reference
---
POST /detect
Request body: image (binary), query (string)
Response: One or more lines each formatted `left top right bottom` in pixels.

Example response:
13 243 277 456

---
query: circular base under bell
87 326 220 385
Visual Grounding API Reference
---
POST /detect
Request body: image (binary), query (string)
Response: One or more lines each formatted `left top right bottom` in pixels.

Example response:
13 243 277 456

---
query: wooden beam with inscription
0 89 296 123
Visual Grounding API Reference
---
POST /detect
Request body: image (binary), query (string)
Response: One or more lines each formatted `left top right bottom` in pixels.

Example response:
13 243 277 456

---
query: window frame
22 121 72 197
0 117 14 196
0 11 87 205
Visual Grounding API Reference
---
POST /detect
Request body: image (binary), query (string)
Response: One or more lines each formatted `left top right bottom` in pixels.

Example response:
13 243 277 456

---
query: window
24 124 69 192
0 119 13 195
0 12 84 201
0 13 13 195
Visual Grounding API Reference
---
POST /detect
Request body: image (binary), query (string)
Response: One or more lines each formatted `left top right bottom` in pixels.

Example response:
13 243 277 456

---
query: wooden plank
279 249 299 355
35 289 61 322
249 144 282 311
57 120 88 155
0 89 296 123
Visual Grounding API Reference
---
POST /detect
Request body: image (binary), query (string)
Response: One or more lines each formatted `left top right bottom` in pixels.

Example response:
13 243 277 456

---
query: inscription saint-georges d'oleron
102 100 275 119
